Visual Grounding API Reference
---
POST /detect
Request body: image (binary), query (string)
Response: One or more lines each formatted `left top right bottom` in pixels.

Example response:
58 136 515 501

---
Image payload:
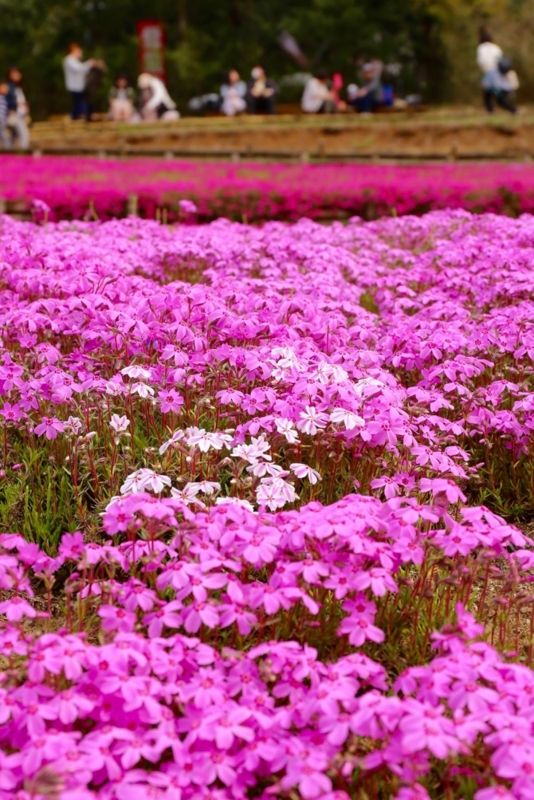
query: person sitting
109 75 135 122
247 65 278 115
331 72 347 111
220 69 247 116
301 69 337 113
351 62 383 113
138 73 179 121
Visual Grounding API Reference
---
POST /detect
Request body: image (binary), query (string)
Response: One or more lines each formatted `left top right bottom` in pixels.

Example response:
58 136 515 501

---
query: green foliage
1 0 529 118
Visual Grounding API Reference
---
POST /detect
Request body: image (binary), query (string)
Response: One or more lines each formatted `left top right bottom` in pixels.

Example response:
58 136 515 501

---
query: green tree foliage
0 0 529 118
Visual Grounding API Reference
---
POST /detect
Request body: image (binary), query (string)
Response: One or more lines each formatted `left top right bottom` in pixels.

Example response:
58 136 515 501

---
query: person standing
247 65 278 114
477 29 517 114
0 82 9 149
5 67 30 149
62 43 98 120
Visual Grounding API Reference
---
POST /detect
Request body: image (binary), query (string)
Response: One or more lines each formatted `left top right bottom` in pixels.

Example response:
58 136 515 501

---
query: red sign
137 20 166 81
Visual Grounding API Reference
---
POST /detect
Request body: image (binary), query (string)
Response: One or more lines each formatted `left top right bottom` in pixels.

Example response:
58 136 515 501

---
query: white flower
255 481 287 511
329 364 349 384
297 405 329 436
256 477 298 511
247 462 288 478
274 417 299 444
330 408 365 430
121 365 151 380
64 416 83 434
159 429 185 455
104 380 125 397
215 497 255 512
120 470 147 495
290 462 322 484
232 435 272 463
171 486 206 507
271 346 300 368
120 468 171 495
187 481 221 495
352 377 385 398
311 361 334 385
130 382 155 399
270 477 299 503
186 427 233 453
269 346 303 379
110 414 130 433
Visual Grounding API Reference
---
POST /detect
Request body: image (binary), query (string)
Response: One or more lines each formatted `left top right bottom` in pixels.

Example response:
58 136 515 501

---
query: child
109 75 135 122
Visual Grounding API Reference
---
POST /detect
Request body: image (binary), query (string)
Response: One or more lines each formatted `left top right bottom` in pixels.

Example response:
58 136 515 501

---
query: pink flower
143 600 183 636
0 596 36 622
34 416 65 439
158 388 184 413
98 604 136 632
399 702 461 759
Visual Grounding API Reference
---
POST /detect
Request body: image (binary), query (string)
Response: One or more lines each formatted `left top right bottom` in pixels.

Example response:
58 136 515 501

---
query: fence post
127 194 139 216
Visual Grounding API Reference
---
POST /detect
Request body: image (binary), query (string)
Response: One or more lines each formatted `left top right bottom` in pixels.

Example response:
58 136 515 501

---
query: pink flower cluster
1 156 534 222
0 495 531 800
0 208 532 796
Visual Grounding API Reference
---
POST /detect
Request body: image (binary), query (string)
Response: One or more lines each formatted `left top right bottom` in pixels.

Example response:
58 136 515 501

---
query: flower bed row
0 210 533 797
2 156 534 221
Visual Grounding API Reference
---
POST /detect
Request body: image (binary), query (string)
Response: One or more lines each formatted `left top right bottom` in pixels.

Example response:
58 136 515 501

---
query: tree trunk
179 0 187 42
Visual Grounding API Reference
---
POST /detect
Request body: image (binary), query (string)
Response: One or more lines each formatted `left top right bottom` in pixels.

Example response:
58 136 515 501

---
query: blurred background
0 0 532 120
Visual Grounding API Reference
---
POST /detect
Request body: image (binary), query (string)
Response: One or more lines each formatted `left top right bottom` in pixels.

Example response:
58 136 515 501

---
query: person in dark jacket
5 67 30 149
351 62 383 113
0 81 8 149
247 65 278 114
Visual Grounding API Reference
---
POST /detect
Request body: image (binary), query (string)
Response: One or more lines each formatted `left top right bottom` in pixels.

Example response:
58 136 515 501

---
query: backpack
498 55 513 75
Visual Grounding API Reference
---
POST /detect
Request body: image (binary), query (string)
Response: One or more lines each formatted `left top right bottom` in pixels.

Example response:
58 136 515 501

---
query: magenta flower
158 388 184 413
34 416 64 439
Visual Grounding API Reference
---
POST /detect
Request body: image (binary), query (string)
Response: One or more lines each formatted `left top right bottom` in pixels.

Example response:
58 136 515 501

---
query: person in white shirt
138 73 179 121
477 29 516 114
220 70 247 116
63 43 103 120
301 70 337 114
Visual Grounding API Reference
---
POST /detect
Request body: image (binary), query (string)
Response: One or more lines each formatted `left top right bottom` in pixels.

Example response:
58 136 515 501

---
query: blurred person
5 67 30 149
220 69 247 116
62 43 102 120
477 28 517 114
301 70 337 113
247 65 278 115
0 82 8 149
137 73 179 121
351 62 383 113
109 75 135 122
331 72 347 111
84 61 107 121
346 83 359 107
